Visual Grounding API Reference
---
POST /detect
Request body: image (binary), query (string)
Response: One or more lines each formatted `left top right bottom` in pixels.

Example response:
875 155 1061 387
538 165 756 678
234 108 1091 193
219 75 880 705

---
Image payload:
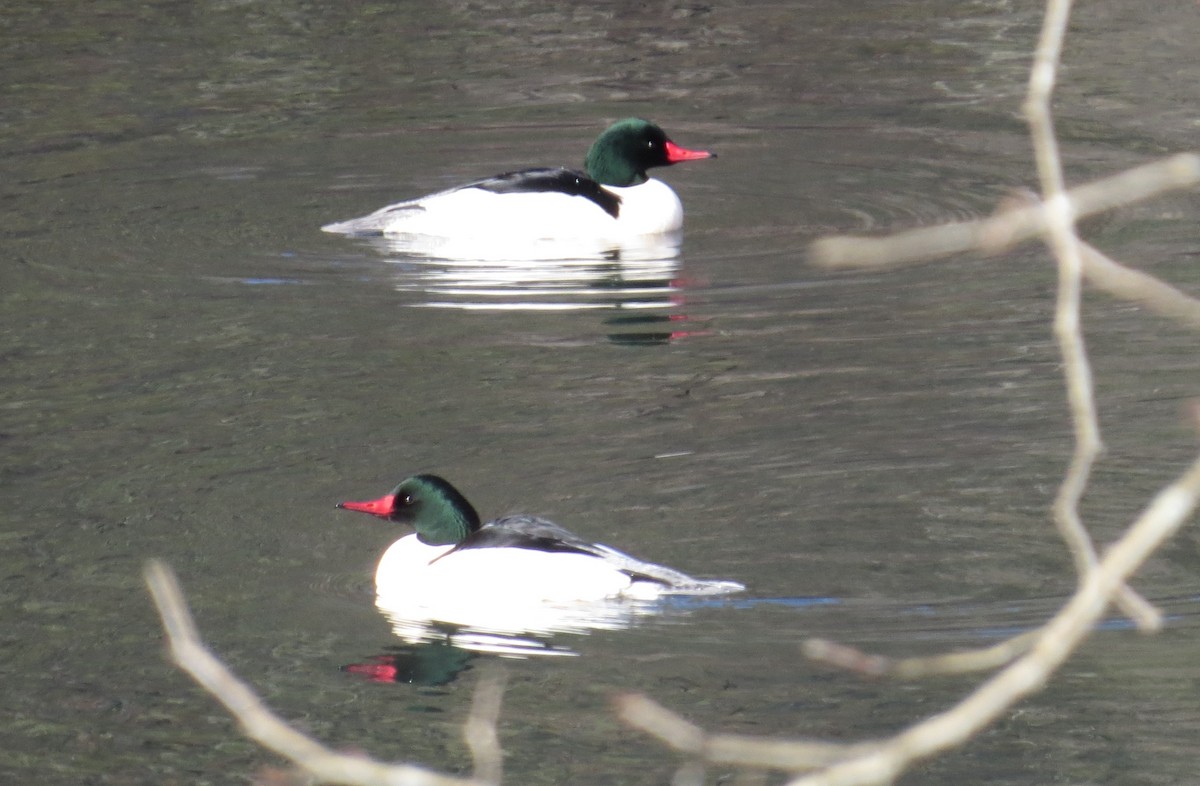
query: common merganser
321 119 714 241
336 474 744 603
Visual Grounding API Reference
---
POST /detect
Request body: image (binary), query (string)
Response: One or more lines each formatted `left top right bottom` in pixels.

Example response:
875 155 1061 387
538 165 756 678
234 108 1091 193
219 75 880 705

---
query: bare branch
143 560 485 786
1080 242 1200 329
615 693 877 772
802 630 1041 679
808 153 1200 270
1023 0 1159 631
626 449 1200 785
464 669 507 786
625 3 1198 784
784 450 1200 786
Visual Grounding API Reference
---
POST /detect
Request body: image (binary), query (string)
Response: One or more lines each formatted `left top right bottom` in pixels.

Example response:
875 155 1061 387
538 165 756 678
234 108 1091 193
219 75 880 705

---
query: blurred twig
621 448 1200 786
624 0 1200 784
143 560 490 786
1023 0 1158 631
616 693 877 772
809 153 1200 271
1079 242 1200 329
802 630 1041 679
464 669 506 786
786 450 1200 786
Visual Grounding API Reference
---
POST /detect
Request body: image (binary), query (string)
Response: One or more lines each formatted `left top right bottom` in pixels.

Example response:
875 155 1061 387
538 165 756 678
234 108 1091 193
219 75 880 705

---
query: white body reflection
375 591 661 658
361 232 684 313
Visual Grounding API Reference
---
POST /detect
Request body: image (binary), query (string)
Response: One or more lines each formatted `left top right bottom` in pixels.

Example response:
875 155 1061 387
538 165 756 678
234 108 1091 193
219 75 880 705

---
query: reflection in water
344 640 476 687
342 593 659 683
344 591 1192 686
364 592 844 672
349 232 703 343
373 588 663 658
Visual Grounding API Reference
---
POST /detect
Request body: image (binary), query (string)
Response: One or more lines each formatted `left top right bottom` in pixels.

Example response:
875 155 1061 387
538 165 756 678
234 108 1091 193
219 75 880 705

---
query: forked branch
143 560 492 786
622 0 1200 783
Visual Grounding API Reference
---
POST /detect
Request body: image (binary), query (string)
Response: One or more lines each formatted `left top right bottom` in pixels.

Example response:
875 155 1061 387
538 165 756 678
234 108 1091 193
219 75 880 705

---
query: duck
336 474 744 604
320 118 714 241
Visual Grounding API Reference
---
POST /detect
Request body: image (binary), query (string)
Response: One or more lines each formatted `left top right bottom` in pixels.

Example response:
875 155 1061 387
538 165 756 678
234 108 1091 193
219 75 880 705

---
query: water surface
4 1 1200 784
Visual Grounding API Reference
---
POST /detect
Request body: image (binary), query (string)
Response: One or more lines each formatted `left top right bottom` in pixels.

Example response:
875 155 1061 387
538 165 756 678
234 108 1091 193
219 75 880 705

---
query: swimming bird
321 118 714 241
337 474 744 603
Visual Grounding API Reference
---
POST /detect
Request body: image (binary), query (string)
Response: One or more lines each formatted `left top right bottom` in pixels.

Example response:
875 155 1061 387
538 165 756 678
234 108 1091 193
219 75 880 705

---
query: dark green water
4 1 1200 784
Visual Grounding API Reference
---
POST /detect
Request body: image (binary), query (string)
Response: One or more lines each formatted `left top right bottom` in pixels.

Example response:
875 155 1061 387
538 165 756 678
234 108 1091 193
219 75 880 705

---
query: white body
370 532 743 654
376 534 646 603
373 534 659 652
322 178 685 240
374 532 742 604
368 227 682 265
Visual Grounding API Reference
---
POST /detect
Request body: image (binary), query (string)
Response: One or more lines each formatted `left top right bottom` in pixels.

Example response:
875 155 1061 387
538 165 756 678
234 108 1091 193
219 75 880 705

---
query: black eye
400 493 415 506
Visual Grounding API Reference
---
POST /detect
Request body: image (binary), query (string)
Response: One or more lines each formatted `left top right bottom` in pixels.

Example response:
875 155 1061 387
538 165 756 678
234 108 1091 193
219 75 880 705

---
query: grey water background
4 1 1200 783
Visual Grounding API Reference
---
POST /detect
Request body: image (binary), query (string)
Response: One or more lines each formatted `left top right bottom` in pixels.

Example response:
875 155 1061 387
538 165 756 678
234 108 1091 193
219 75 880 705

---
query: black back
450 515 675 586
455 514 599 556
466 167 622 219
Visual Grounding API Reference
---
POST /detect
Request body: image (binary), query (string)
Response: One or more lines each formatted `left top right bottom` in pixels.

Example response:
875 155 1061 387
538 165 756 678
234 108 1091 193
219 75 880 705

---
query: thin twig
802 630 1042 679
1023 0 1159 631
1026 0 1105 603
624 449 1200 784
143 560 484 786
464 669 506 786
624 2 1197 783
782 449 1200 786
808 153 1200 270
615 693 878 772
1080 242 1200 329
